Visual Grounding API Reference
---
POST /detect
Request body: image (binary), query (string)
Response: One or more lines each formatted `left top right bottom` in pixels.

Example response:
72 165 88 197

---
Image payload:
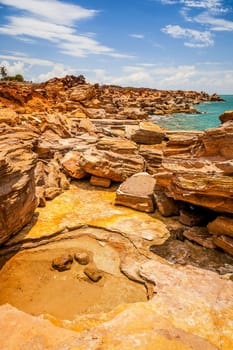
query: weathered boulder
164 131 203 157
119 107 148 120
139 144 164 174
219 110 233 124
69 85 96 102
61 151 87 179
96 137 138 154
207 216 233 237
115 172 156 212
79 147 145 182
130 121 165 145
0 134 37 244
90 176 111 188
196 121 233 159
78 118 97 135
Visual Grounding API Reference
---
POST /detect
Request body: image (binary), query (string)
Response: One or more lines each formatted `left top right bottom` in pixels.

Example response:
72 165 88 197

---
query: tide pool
152 95 233 131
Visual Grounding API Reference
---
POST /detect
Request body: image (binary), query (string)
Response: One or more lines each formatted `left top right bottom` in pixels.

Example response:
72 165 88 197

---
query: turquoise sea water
152 95 233 131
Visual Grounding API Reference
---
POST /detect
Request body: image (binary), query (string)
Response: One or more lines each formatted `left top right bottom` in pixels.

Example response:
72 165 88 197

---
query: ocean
151 95 233 131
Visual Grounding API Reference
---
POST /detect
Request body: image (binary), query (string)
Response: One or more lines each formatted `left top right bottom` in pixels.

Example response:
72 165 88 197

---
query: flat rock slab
115 172 156 212
130 121 166 145
183 227 216 249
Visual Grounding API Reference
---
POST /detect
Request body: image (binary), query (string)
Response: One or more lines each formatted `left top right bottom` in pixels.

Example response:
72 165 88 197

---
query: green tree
14 74 24 82
0 66 7 80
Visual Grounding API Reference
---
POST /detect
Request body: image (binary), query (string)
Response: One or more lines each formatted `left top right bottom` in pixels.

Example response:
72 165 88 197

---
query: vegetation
0 66 24 82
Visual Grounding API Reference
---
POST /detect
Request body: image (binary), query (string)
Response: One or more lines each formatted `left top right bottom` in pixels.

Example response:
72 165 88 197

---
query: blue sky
0 0 233 93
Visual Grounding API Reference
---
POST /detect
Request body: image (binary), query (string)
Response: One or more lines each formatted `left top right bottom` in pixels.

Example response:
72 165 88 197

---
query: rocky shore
0 76 232 350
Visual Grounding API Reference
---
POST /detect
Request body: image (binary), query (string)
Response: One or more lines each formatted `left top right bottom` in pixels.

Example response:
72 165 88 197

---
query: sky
0 0 233 93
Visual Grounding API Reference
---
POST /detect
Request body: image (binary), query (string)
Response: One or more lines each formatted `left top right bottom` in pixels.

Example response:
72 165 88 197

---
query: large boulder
79 138 145 182
115 172 156 212
79 147 145 182
61 151 87 179
130 122 165 145
196 121 233 159
219 110 233 124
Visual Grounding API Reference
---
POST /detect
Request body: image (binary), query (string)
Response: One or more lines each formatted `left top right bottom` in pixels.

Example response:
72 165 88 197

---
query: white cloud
37 63 73 82
129 34 145 39
0 0 97 25
162 24 214 47
0 53 53 66
0 60 25 76
195 13 233 31
85 63 233 93
0 0 130 59
161 0 227 13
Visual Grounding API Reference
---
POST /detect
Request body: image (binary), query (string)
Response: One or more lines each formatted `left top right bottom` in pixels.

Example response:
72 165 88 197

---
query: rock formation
0 76 232 350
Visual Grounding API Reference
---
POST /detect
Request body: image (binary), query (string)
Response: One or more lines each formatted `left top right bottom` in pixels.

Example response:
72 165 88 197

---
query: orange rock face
0 132 37 244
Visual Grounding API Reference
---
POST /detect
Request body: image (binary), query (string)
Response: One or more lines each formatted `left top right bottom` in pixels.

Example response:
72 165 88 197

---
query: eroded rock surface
0 131 37 244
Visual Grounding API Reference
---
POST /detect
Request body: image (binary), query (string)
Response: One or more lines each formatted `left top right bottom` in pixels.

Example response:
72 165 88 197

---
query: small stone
74 252 90 265
52 254 73 272
84 266 103 282
90 176 111 188
154 189 179 217
179 207 207 227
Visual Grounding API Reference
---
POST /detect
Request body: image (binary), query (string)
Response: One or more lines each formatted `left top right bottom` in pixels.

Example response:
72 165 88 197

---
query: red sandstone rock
207 216 233 238
213 235 233 256
196 121 233 159
90 176 111 188
219 110 233 124
0 133 37 244
130 121 166 145
79 147 146 182
62 151 87 179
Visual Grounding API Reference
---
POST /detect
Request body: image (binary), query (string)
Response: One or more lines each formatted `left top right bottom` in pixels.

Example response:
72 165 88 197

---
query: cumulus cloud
162 24 214 47
37 63 74 82
0 60 25 76
160 0 230 47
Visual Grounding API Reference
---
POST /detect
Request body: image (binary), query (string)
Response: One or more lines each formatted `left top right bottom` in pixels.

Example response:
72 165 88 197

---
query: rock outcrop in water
0 76 232 350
